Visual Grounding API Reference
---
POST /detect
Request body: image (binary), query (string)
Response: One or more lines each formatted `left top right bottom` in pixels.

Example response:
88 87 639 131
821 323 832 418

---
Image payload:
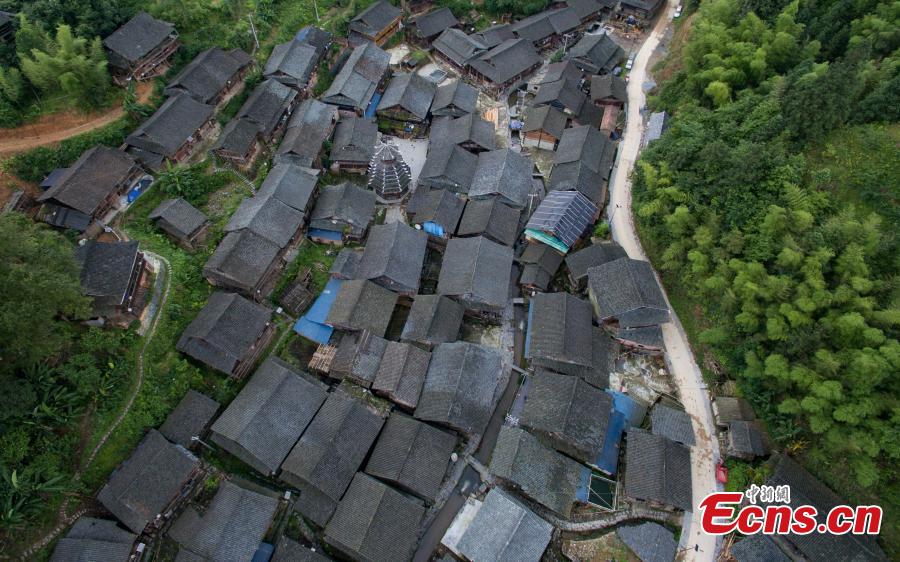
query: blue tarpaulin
127 178 153 203
251 543 274 562
293 278 342 344
524 300 534 358
575 465 592 502
364 92 382 118
307 228 342 242
595 390 644 475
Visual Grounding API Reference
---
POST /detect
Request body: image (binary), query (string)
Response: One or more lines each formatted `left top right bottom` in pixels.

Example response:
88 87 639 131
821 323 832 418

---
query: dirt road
607 4 721 561
0 83 152 157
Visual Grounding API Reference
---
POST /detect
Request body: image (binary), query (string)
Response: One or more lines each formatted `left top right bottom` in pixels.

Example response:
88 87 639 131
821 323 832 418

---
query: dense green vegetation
637 0 899 552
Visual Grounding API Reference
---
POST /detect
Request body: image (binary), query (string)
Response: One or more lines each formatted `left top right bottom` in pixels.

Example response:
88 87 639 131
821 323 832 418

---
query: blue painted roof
293 278 343 344
595 390 644 475
524 299 534 358
364 92 382 118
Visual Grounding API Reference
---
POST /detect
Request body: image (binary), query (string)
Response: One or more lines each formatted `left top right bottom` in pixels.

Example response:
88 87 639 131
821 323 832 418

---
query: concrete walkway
606 3 721 561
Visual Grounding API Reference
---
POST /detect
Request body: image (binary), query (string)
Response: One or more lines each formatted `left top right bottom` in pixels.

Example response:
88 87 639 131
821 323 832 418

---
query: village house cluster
29 2 889 562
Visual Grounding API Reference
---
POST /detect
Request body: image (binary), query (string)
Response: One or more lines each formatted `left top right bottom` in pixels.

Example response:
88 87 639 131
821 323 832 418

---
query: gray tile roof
407 186 465 233
489 426 584 516
265 39 320 87
433 28 486 67
272 536 332 562
456 488 553 562
168 481 278 561
400 294 464 347
518 242 564 292
203 229 281 295
258 163 319 213
565 241 627 288
522 104 568 138
617 325 664 349
330 248 363 279
330 331 389 387
412 7 460 39
126 94 214 162
277 99 338 167
470 149 534 208
378 72 436 120
438 236 514 310
616 522 677 562
525 190 598 250
554 123 611 173
165 47 253 104
565 0 602 19
419 144 478 192
75 240 140 311
432 79 478 117
98 429 199 533
365 412 455 502
728 420 770 458
331 116 378 164
587 257 670 327
281 391 386 526
324 472 424 562
50 517 137 562
294 26 333 55
325 279 398 336
349 0 401 37
234 78 298 138
538 59 583 85
355 221 428 294
730 535 790 562
38 146 138 215
713 397 755 426
176 292 272 375
511 12 556 43
566 33 624 73
431 113 497 153
590 74 627 103
213 117 262 156
415 342 503 436
526 292 593 374
323 42 390 111
372 342 432 409
645 111 669 144
548 160 605 204
149 198 208 241
456 197 521 246
472 24 516 49
308 181 376 233
467 38 541 85
764 455 888 561
624 429 692 510
225 191 303 248
159 390 220 449
650 403 695 446
521 369 613 464
210 357 327 475
103 11 175 66
533 75 587 115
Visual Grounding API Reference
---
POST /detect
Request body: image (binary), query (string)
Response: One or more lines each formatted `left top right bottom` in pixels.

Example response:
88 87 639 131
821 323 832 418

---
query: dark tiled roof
98 429 199 533
103 12 175 66
624 429 692 510
38 146 137 215
126 94 214 161
456 197 521 246
728 420 770 457
407 186 465 233
281 391 386 526
522 104 568 138
472 24 516 49
234 78 298 137
538 59 583 85
555 123 611 173
713 397 756 425
415 342 503 436
324 473 424 562
565 0 603 19
330 331 388 387
617 325 664 349
349 0 401 37
419 144 478 192
646 111 669 144
566 33 624 73
616 522 677 562
365 412 455 502
277 99 338 167
467 38 541 85
226 191 303 248
526 292 592 374
330 248 363 279
149 198 208 240
209 357 327 475
159 390 219 449
165 47 252 104
213 117 260 155
433 29 486 67
438 236 514 310
587 257 670 327
265 40 320 87
355 221 427 294
511 12 555 43
525 190 597 250
518 242 564 291
547 7 582 33
431 113 497 153
469 149 534 208
432 79 478 117
412 7 460 39
456 488 553 562
295 26 333 55
50 517 137 562
75 240 140 309
331 116 378 163
176 292 272 375
378 72 436 120
565 241 627 287
532 75 586 115
323 42 389 110
203 229 281 295
258 163 318 213
730 535 791 562
372 341 431 409
169 481 278 561
521 370 613 464
308 181 375 232
326 279 398 336
590 74 627 103
650 403 695 446
489 426 583 516
272 536 332 562
400 294 464 347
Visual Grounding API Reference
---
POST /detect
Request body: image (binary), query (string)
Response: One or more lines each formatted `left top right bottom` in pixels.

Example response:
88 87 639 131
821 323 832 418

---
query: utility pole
314 0 319 23
248 14 260 53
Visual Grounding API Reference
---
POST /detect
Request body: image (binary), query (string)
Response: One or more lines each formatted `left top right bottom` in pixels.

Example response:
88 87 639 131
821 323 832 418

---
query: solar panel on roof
525 190 597 250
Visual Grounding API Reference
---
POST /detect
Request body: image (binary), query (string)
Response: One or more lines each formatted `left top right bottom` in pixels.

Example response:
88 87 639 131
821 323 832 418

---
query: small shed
158 390 220 449
149 198 210 250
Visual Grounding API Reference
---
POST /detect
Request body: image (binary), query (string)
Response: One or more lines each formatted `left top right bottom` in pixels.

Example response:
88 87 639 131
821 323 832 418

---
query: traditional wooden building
125 94 216 170
103 12 179 83
164 47 253 107
348 0 402 46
